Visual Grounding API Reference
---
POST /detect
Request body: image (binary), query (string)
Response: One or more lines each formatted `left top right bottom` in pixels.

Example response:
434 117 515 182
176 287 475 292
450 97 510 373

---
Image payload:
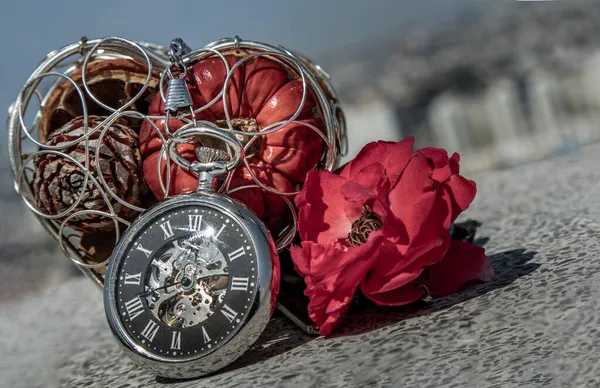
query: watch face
111 203 259 361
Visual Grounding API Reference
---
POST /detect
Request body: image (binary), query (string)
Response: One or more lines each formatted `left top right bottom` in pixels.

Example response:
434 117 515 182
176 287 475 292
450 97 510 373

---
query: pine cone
33 116 147 232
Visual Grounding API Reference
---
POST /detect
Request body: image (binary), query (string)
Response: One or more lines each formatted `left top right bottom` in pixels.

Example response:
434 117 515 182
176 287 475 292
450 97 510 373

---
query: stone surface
3 145 600 387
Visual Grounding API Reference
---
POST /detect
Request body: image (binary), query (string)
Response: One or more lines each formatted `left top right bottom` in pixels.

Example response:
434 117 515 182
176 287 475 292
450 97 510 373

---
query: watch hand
183 242 207 264
137 281 182 297
183 241 203 251
164 240 187 267
183 241 216 266
149 281 183 318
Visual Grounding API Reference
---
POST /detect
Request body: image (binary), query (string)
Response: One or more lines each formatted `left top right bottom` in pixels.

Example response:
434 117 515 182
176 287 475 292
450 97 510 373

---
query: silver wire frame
6 36 347 287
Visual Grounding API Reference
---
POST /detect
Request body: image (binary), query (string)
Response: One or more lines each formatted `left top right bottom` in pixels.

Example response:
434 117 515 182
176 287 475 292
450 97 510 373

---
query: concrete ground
3 144 600 387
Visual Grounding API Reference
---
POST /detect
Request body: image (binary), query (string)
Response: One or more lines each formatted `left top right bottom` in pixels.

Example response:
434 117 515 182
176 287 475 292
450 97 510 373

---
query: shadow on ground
155 248 539 383
155 311 315 384
331 248 540 337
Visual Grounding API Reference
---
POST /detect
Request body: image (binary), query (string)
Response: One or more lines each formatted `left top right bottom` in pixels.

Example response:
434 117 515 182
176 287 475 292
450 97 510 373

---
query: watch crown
193 147 231 193
195 147 230 164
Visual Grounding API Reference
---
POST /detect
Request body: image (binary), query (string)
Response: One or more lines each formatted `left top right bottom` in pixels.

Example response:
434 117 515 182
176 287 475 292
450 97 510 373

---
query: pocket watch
104 125 279 379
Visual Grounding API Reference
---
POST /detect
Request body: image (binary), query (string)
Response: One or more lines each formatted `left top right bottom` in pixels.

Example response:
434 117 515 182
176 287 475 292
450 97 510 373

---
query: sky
0 0 490 148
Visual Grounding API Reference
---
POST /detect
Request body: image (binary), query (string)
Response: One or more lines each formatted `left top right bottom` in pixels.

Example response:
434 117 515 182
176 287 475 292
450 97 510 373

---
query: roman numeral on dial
170 331 181 350
188 215 202 232
228 246 246 261
201 326 211 343
124 297 144 321
231 277 249 291
221 304 238 323
136 244 152 258
214 224 226 239
160 221 174 239
141 320 159 342
124 273 141 285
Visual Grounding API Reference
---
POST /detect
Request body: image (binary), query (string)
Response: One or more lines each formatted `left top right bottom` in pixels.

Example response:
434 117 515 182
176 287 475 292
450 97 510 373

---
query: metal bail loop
167 37 189 79
164 78 193 115
169 38 191 62
164 37 195 128
168 124 244 192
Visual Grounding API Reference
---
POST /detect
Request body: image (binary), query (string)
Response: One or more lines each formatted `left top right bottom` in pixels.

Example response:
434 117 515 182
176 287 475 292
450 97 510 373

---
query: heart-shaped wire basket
6 36 347 288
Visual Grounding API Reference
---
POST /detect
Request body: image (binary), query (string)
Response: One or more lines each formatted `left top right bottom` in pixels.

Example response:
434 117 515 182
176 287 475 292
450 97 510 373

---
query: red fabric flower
290 138 493 335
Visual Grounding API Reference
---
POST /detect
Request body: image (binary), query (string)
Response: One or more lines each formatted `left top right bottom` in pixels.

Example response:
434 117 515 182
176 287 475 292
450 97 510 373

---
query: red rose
290 138 493 335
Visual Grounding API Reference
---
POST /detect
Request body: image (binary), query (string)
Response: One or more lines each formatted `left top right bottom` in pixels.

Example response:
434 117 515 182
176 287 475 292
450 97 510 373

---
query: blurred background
1 0 598 303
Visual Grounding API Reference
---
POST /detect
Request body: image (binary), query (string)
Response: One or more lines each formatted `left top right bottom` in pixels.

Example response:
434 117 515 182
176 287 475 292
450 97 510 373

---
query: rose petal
444 174 477 219
437 175 477 229
417 148 467 184
295 170 352 244
388 153 437 243
363 154 453 301
361 230 450 305
290 231 384 335
341 138 414 187
362 280 426 306
416 147 448 166
348 162 389 198
364 239 491 305
424 240 493 297
340 178 389 224
449 152 460 174
370 213 449 286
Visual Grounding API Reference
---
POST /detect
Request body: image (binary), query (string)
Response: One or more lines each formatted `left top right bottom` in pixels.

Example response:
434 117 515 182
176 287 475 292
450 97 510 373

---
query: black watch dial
113 204 258 360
